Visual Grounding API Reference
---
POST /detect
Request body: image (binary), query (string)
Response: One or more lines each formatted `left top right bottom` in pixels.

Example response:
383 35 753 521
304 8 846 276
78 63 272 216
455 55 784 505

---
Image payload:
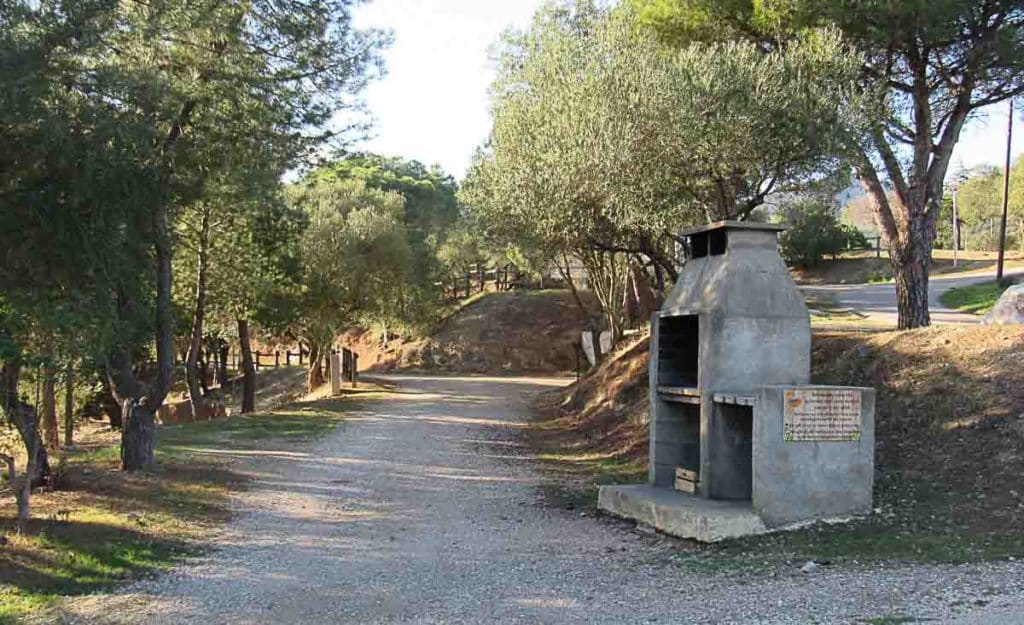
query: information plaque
783 388 862 442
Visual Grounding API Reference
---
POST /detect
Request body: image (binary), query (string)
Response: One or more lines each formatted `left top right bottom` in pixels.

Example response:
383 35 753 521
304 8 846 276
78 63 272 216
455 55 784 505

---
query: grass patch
535 452 646 510
665 472 1024 577
939 280 1010 314
0 397 355 624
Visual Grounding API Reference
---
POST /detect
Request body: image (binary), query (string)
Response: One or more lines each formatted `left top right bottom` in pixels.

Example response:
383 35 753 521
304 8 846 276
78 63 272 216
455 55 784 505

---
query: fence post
285 351 291 367
352 353 358 389
254 351 260 371
274 351 280 368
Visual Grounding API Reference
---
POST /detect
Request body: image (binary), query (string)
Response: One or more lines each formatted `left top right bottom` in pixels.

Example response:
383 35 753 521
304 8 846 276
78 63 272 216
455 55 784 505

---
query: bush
778 199 864 268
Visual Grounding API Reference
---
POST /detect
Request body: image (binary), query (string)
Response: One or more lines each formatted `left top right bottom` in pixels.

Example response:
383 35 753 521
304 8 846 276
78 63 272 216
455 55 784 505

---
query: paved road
59 376 1024 624
803 268 1024 326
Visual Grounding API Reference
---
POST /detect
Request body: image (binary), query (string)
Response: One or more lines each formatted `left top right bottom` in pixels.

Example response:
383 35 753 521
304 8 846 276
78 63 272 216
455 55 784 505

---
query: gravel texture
58 375 1024 625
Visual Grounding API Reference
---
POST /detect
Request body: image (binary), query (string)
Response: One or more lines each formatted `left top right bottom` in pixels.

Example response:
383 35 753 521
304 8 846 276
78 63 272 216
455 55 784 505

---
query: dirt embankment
534 325 1024 538
342 290 596 375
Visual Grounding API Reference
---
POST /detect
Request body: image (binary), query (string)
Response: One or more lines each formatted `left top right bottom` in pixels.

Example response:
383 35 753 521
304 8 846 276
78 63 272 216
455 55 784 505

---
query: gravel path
59 375 1024 625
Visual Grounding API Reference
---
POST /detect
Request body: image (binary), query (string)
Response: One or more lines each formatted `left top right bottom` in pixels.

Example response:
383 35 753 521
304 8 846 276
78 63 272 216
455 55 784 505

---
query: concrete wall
752 385 876 527
704 402 753 500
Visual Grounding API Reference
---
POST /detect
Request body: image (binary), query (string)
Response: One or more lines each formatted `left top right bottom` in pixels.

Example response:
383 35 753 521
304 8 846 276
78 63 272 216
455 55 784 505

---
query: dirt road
59 376 1024 625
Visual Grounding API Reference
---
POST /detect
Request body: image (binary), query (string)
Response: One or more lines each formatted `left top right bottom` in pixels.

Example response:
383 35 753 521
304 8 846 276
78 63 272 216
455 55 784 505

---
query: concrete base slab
598 484 767 543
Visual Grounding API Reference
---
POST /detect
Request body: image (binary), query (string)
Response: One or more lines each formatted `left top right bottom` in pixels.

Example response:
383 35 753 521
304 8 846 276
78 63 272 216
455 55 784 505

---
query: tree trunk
16 407 39 532
237 318 256 414
2 361 40 532
891 240 932 329
63 362 74 446
580 250 628 348
101 379 122 429
216 339 229 388
185 205 211 410
118 203 174 470
41 364 58 452
307 343 325 392
197 347 210 395
121 399 156 470
557 253 591 325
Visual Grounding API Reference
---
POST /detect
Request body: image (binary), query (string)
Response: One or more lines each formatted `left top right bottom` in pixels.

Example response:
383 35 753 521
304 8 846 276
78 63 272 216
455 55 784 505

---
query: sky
351 0 1024 182
350 0 541 179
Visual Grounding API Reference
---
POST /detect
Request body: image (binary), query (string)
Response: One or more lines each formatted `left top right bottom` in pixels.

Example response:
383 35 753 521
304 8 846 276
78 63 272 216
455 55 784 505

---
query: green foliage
283 178 411 351
954 162 1024 252
934 194 955 251
778 199 865 268
462 2 859 281
316 154 459 250
0 0 385 373
309 154 464 329
632 0 1024 328
1 0 387 474
939 281 1011 315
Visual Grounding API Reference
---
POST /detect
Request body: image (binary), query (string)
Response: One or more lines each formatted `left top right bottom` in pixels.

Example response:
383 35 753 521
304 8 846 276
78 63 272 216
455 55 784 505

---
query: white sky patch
950 102 1024 178
351 0 542 179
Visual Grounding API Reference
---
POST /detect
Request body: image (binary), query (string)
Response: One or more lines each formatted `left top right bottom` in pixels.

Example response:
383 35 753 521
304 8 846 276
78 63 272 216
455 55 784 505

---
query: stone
800 560 819 574
983 284 1024 325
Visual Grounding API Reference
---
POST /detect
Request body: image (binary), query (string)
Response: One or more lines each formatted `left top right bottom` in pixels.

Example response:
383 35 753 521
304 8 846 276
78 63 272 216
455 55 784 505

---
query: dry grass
528 324 1024 564
527 334 651 504
812 326 1024 536
344 290 598 375
0 370 373 624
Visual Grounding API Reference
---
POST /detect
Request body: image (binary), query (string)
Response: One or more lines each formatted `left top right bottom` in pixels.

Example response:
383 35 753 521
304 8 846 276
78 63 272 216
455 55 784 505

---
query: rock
800 560 819 574
983 284 1024 325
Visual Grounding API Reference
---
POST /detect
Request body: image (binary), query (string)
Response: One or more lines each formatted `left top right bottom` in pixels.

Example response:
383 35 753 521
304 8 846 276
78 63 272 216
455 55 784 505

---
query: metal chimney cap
679 220 788 237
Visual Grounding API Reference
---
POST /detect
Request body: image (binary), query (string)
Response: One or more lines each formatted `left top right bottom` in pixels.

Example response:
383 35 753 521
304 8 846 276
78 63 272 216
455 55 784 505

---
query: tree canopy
632 0 1024 327
461 0 859 328
1 0 387 484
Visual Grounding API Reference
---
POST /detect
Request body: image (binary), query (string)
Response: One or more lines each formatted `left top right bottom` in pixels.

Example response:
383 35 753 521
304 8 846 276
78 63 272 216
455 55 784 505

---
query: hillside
532 325 1024 560
343 290 595 375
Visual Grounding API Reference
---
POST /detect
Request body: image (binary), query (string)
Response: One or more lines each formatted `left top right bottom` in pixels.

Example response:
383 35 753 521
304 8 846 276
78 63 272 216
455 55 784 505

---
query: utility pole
997 99 1013 282
952 183 960 268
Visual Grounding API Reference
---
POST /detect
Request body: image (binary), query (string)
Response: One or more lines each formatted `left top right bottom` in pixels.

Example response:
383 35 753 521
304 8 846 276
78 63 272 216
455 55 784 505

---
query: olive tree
285 179 411 391
462 2 859 338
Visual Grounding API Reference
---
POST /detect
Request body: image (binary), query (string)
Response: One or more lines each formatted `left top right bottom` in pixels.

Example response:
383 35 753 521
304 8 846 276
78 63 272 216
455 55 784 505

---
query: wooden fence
178 347 342 374
443 263 523 301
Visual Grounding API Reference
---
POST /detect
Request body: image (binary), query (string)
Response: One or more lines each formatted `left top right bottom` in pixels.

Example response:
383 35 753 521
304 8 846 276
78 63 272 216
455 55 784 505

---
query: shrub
778 198 863 267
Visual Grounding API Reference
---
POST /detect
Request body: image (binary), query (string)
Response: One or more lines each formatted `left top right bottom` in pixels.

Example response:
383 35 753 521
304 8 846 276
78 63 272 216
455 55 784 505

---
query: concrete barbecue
598 221 876 542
